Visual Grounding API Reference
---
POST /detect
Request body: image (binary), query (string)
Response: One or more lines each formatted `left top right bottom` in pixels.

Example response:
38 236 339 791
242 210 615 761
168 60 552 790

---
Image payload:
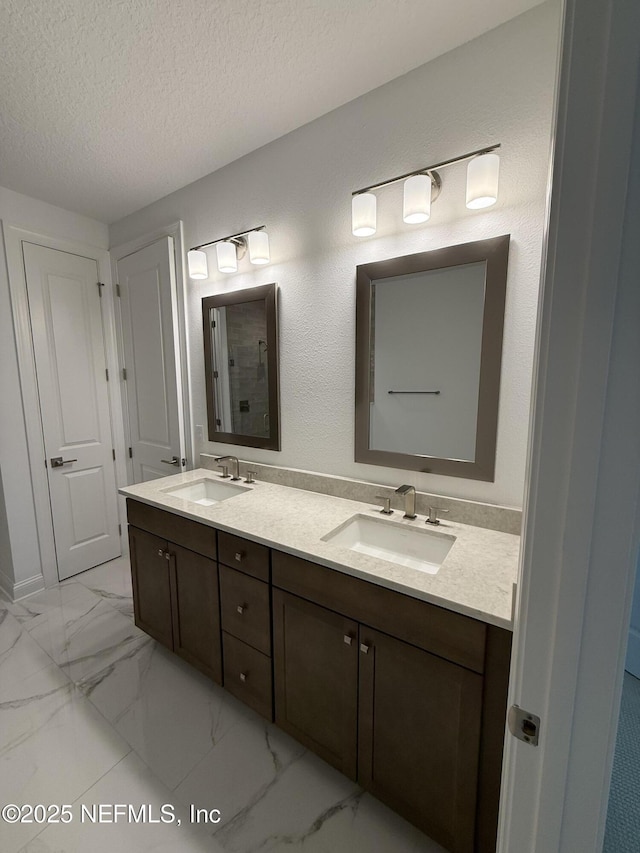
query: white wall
110 2 560 509
0 186 108 592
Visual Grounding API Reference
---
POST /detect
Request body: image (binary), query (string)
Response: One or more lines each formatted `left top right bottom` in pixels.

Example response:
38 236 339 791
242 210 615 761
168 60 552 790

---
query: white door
23 243 121 581
117 237 185 482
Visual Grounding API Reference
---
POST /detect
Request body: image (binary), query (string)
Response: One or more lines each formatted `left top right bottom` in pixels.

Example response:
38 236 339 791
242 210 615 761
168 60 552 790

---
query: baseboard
0 568 45 602
625 626 640 679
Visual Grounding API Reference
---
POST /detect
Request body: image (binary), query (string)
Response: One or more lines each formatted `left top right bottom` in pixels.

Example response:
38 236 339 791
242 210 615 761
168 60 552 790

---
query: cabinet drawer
218 532 269 581
127 499 216 560
223 632 273 720
220 565 271 655
272 550 486 673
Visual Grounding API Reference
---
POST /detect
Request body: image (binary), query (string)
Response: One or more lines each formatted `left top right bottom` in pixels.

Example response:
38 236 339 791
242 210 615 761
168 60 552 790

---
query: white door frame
3 224 128 590
499 0 640 850
109 221 193 482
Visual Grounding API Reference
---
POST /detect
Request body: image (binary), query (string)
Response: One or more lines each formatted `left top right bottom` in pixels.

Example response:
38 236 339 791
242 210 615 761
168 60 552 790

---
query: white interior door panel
23 242 121 580
117 237 184 482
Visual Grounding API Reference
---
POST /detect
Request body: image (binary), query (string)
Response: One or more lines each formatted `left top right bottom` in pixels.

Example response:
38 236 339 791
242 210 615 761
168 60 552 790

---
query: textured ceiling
0 0 543 223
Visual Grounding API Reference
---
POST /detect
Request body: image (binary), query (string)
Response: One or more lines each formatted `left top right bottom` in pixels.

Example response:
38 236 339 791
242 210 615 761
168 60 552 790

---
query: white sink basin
162 477 250 506
322 514 455 575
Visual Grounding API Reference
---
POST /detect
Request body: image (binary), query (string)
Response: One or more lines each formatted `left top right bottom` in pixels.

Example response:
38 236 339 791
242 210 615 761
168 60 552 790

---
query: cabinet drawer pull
237 604 246 615
235 552 244 562
239 672 248 682
343 635 353 646
360 643 370 654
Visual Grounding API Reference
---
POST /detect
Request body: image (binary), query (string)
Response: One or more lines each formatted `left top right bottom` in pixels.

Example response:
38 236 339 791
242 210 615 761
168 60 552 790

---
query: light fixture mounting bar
352 144 501 196
190 225 266 252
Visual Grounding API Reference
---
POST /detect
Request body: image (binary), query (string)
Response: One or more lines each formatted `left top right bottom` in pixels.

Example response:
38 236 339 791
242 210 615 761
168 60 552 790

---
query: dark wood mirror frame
355 235 510 481
203 282 280 451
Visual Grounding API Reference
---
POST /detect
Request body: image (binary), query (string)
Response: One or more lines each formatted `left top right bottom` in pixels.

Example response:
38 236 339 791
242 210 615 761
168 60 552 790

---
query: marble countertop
120 469 519 630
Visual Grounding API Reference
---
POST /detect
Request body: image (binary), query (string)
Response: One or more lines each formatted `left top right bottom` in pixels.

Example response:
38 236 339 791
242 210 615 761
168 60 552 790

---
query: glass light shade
187 249 208 280
352 193 377 236
248 230 270 265
403 174 432 224
466 153 500 209
216 241 238 273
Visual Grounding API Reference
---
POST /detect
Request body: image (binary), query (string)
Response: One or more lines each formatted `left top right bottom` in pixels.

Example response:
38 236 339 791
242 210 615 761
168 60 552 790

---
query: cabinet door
169 543 222 684
358 628 482 853
129 526 173 650
273 589 358 779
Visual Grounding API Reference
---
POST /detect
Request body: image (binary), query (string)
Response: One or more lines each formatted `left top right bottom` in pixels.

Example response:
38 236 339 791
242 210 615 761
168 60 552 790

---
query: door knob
50 457 78 468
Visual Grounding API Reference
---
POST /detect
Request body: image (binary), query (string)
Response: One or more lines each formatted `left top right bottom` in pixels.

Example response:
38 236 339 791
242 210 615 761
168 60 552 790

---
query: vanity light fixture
351 144 500 236
248 229 270 265
465 151 500 209
216 240 238 274
187 249 208 280
187 226 270 278
352 192 377 237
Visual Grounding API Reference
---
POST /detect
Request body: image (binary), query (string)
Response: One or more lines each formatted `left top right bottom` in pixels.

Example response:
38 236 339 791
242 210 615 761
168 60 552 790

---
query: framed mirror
355 235 510 481
203 282 280 451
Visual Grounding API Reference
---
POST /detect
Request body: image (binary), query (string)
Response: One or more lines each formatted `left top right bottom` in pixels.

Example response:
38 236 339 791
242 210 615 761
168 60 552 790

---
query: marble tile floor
0 557 444 853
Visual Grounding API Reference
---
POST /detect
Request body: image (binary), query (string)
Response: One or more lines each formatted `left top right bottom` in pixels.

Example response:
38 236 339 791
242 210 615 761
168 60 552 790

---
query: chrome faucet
395 484 417 519
215 455 241 481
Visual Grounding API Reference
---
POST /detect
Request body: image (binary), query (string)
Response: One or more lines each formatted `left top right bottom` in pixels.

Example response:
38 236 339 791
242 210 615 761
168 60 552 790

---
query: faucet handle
218 464 230 478
245 471 257 484
426 506 449 525
375 495 393 515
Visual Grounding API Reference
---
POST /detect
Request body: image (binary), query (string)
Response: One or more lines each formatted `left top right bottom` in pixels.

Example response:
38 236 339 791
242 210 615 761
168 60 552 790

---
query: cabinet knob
165 551 171 560
235 552 244 562
239 672 247 682
360 643 370 654
343 635 353 646
237 604 246 615
157 549 164 558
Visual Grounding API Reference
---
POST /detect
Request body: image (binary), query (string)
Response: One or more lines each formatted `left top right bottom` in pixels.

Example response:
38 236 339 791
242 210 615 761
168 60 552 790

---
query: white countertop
120 469 519 630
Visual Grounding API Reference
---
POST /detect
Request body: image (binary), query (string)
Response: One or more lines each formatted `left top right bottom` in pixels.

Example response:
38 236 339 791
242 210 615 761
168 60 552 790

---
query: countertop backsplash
200 454 522 536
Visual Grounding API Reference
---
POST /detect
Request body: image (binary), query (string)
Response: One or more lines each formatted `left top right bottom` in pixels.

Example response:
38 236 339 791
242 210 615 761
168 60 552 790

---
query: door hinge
118 523 122 536
128 447 133 458
213 370 219 379
215 418 221 426
211 320 216 329
508 705 540 746
122 367 127 381
115 283 121 297
97 281 105 297
112 448 116 461
105 368 109 381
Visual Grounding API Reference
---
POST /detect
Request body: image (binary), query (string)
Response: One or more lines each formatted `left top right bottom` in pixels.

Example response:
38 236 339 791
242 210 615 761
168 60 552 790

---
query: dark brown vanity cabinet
272 550 511 853
126 500 511 853
127 500 222 683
